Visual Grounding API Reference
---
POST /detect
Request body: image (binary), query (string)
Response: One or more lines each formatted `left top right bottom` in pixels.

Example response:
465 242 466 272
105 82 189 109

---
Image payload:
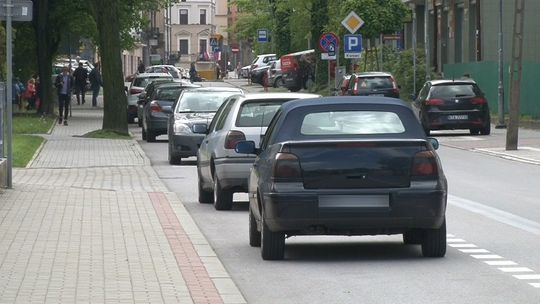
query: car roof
239 93 320 101
352 72 393 77
280 96 410 112
135 73 173 78
282 49 315 57
429 79 477 85
182 87 243 93
155 81 199 89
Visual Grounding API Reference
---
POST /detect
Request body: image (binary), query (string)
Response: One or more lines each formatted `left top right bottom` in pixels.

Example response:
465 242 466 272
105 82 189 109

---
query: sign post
1 0 33 188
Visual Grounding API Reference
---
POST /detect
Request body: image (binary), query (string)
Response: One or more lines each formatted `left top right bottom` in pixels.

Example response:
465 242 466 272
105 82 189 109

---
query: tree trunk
311 0 328 89
33 0 59 116
91 0 128 134
270 0 291 56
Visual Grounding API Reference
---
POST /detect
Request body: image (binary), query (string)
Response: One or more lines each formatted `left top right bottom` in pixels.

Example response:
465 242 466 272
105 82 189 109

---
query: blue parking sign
257 29 268 43
344 34 362 53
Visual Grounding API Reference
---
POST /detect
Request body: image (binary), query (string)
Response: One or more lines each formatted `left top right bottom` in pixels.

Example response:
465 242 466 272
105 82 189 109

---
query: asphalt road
133 80 540 303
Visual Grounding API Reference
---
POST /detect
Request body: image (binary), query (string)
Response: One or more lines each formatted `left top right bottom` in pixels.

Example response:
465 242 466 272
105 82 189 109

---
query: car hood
174 112 216 125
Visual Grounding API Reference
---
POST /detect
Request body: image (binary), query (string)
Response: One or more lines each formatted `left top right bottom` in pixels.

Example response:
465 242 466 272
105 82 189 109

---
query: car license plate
447 114 468 120
319 195 389 208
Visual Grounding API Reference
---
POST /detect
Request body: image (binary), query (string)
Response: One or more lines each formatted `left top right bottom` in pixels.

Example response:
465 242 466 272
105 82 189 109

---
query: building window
200 9 206 25
179 9 188 25
199 39 207 53
179 39 189 55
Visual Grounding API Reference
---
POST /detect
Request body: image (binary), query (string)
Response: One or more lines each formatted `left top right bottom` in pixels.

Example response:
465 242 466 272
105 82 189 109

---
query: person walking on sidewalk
89 63 103 107
54 67 74 125
73 62 88 105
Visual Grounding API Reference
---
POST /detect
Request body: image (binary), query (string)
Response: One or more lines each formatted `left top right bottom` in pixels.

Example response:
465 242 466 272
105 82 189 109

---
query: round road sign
319 32 339 52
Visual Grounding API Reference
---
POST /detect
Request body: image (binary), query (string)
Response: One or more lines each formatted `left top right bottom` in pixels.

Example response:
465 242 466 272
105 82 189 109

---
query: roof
352 71 394 77
134 73 173 78
155 82 199 89
241 93 320 101
182 87 243 93
282 49 315 57
280 96 411 112
429 79 477 85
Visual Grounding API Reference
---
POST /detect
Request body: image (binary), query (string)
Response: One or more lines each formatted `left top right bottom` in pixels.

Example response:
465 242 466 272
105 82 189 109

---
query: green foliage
13 24 37 81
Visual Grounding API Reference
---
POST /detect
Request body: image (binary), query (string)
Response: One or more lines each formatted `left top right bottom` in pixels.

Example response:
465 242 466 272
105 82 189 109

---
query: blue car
236 96 448 260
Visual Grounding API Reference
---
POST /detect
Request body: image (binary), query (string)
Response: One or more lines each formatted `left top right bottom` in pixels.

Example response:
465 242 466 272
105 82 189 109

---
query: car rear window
177 91 239 113
430 84 479 98
156 87 182 101
357 76 394 89
236 99 291 127
301 111 405 135
133 77 170 88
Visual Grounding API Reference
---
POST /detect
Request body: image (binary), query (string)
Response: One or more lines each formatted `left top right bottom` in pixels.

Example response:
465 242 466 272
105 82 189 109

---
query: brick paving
0 104 246 303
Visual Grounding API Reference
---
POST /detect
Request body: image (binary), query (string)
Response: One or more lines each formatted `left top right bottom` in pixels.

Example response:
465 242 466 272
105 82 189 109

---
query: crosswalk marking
485 260 518 266
471 254 502 259
499 267 533 273
449 243 477 248
513 274 540 280
459 249 490 253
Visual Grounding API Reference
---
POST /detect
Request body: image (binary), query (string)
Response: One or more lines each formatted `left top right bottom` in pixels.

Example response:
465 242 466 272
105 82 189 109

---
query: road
134 80 540 303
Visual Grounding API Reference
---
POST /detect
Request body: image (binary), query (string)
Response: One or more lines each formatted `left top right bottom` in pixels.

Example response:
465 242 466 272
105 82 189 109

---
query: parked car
413 79 491 135
145 65 183 79
141 81 199 142
250 65 271 86
240 65 251 78
280 49 315 92
196 92 321 210
345 72 400 98
250 53 277 71
235 96 448 260
135 79 176 126
267 60 284 87
127 73 174 123
167 87 244 164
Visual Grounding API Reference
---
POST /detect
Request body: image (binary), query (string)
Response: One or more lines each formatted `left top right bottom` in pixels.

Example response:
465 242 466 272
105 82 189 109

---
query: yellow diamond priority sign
341 11 364 34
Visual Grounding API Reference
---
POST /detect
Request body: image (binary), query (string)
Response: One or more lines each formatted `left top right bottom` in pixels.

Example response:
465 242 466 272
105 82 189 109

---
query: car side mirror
427 137 439 150
192 123 208 134
235 140 257 154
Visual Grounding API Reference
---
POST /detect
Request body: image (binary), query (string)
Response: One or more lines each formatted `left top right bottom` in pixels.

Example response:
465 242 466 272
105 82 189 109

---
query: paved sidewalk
0 103 246 303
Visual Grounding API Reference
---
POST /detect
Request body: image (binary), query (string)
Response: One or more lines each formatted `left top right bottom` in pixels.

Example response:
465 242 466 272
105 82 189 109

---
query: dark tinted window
155 87 182 101
430 84 480 98
357 76 394 89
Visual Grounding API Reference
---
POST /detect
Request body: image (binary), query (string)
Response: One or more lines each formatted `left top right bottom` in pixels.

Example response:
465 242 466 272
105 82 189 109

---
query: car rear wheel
470 128 480 135
480 121 491 135
403 230 423 245
421 219 447 258
249 207 261 247
198 173 214 204
138 118 143 127
142 126 147 140
213 174 233 210
261 213 285 260
146 129 157 142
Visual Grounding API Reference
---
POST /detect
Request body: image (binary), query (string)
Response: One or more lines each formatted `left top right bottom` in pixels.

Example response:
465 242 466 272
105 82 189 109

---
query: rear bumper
214 157 255 191
425 109 489 130
262 181 447 235
147 115 168 134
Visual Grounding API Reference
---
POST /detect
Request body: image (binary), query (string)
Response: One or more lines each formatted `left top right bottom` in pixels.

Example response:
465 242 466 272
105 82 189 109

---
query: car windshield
431 84 478 98
357 76 394 90
236 99 291 127
177 91 239 113
156 87 182 101
301 111 405 135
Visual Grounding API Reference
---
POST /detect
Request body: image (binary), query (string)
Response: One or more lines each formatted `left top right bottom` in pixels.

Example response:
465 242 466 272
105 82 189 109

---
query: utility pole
411 4 417 96
496 0 506 129
5 0 13 188
506 0 525 151
424 0 430 81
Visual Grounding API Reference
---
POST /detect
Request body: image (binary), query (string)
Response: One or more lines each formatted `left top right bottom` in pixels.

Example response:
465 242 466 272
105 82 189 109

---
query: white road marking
529 283 540 288
447 238 466 243
449 243 477 248
485 260 518 266
513 274 540 280
449 194 540 236
499 267 534 273
459 249 490 253
471 254 503 259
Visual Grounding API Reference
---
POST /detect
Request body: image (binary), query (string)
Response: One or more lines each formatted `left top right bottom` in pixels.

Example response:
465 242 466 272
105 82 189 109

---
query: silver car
167 87 244 165
196 92 321 210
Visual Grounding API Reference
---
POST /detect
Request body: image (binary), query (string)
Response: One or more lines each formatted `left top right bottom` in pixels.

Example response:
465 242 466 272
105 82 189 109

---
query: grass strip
12 134 44 167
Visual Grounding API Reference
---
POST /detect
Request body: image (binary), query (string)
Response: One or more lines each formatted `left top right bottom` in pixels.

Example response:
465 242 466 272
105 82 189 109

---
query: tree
311 0 329 89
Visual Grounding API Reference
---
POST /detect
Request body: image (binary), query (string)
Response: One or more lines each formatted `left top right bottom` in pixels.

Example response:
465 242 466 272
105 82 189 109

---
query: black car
345 72 400 98
250 65 271 85
135 79 175 126
414 79 491 135
236 96 447 260
142 81 199 142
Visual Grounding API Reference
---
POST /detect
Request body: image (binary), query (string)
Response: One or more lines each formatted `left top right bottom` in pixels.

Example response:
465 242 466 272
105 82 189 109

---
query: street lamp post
496 0 506 129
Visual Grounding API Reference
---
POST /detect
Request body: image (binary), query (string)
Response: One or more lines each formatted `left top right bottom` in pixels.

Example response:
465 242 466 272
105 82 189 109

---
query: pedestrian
22 77 36 111
12 77 23 108
236 62 242 79
73 62 88 105
216 64 221 80
189 62 197 83
89 62 103 107
54 66 74 125
137 59 145 74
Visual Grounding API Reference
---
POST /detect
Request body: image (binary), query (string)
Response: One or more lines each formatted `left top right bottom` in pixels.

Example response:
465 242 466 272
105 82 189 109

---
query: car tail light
224 130 246 149
273 153 302 179
130 88 142 95
471 96 487 105
150 101 162 113
426 98 444 106
411 151 438 179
